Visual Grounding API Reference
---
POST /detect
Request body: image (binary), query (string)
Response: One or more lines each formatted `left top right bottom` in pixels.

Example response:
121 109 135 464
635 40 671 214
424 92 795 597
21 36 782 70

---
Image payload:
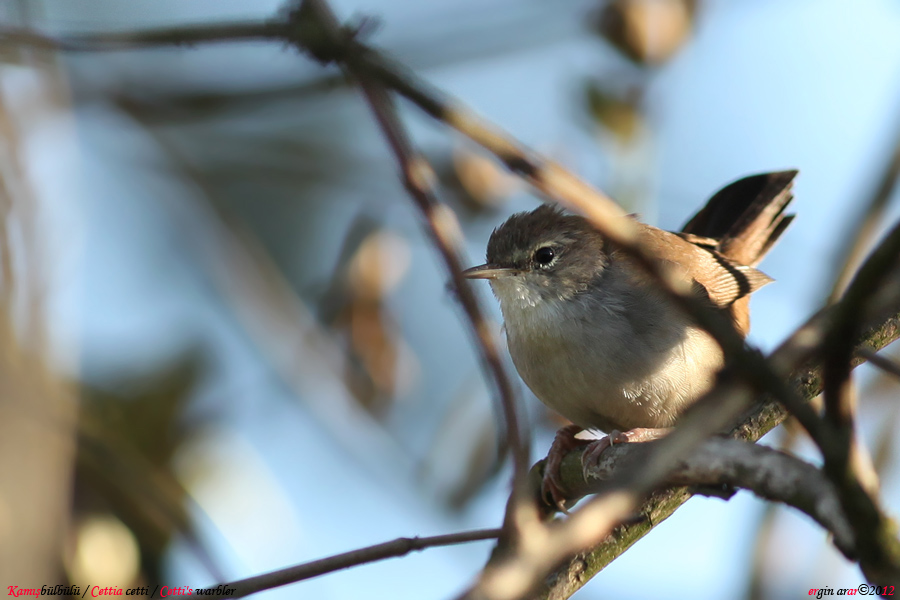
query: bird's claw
581 428 670 479
540 424 588 511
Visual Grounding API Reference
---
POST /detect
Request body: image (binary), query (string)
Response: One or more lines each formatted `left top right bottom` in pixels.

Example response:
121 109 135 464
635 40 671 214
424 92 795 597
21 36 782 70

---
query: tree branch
211 528 501 598
858 348 900 380
564 438 855 557
0 22 288 51
328 16 529 484
820 219 900 585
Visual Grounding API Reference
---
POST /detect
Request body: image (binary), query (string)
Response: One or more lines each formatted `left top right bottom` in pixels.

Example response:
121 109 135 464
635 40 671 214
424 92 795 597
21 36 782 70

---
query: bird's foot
541 424 591 511
581 427 672 476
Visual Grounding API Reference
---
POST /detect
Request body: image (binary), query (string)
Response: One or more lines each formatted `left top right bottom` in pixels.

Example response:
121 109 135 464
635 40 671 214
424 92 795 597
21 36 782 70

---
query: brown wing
637 225 773 306
635 224 772 335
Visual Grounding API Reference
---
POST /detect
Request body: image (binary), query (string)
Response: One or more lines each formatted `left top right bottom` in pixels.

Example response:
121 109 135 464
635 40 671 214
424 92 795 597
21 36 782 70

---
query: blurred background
2 0 900 598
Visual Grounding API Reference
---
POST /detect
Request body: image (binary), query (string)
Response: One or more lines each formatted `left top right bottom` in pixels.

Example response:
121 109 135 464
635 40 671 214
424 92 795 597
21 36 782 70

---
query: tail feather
681 170 798 266
757 213 795 260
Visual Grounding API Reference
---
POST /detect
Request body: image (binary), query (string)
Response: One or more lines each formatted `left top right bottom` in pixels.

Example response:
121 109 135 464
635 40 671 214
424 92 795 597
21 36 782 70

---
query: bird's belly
508 323 723 432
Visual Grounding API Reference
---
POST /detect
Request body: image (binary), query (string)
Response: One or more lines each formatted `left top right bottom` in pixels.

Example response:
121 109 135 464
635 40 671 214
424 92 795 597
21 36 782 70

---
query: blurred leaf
585 81 645 142
437 147 519 213
333 229 417 414
593 0 698 66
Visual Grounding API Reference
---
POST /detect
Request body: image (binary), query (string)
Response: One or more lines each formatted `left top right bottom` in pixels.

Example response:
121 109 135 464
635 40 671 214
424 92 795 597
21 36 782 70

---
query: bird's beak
462 264 519 279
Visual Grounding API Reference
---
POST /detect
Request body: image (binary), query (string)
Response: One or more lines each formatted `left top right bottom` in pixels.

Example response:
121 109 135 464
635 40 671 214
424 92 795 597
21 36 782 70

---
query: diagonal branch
858 348 900 380
212 528 501 598
295 3 529 486
820 219 900 585
349 67 529 484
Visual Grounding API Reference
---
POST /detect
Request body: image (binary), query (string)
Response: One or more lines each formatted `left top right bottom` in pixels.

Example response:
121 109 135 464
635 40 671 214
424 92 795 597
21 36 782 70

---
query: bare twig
269 2 900 592
820 219 900 584
298 1 529 486
813 119 900 587
823 207 900 435
858 348 900 380
282 6 829 487
298 11 775 592
0 22 287 51
208 528 501 598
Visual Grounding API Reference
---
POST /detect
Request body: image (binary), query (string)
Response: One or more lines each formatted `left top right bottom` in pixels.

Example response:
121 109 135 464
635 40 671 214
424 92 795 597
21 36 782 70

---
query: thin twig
820 220 900 584
815 120 900 587
0 22 288 51
300 0 528 484
356 82 527 478
284 2 900 592
210 528 502 598
859 348 900 380
572 438 856 557
305 8 542 568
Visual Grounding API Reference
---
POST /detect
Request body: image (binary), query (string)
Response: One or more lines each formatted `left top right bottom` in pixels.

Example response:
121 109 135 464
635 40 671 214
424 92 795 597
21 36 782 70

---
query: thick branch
557 438 855 557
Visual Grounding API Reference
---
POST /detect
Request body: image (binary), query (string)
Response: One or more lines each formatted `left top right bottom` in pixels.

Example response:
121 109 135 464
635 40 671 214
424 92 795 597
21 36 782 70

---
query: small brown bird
464 171 796 507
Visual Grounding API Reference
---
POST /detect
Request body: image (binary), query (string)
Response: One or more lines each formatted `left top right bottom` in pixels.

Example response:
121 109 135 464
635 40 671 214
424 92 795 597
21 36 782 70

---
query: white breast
491 274 724 432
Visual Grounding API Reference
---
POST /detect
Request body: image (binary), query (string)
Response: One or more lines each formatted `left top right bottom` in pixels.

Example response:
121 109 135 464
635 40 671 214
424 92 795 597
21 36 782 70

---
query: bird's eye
533 246 556 267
